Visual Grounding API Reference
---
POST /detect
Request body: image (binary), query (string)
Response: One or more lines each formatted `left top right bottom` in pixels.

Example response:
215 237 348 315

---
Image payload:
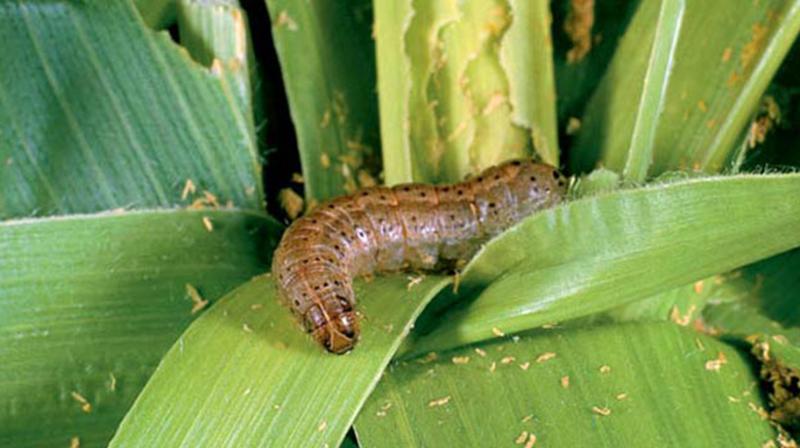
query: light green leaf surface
109 275 450 447
574 0 685 181
407 173 800 355
501 0 560 166
375 0 558 184
0 209 281 447
265 0 379 202
176 0 256 129
571 0 800 175
358 323 777 447
0 1 264 218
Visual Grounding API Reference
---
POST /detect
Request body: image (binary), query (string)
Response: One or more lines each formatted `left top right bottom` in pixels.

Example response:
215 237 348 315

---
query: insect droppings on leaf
186 283 208 315
273 10 298 31
428 396 451 408
278 188 304 220
201 216 213 232
536 352 556 363
181 179 196 200
705 351 728 371
71 391 92 413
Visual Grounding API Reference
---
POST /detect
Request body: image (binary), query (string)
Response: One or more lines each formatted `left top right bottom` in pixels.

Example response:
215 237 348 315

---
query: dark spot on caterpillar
272 158 565 354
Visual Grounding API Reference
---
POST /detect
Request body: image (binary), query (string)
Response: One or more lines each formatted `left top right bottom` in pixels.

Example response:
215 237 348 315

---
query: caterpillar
271 158 567 353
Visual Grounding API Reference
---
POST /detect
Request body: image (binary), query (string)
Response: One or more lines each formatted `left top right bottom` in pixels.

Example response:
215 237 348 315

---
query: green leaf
375 0 558 184
358 323 777 447
134 0 176 29
552 0 640 122
407 173 800 356
109 275 450 447
573 0 685 181
265 0 380 201
0 209 281 447
176 0 257 129
571 0 800 175
704 248 800 330
0 1 263 218
501 0 560 166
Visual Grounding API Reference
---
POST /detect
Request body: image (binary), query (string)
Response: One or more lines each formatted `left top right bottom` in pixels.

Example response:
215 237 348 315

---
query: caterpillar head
503 159 567 216
306 305 359 354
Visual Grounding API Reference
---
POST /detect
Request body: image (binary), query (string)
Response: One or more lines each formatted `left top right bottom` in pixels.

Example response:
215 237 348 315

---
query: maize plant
1 0 800 446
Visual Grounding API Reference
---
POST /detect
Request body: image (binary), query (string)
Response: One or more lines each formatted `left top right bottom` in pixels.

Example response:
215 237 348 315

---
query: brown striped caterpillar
271 159 567 353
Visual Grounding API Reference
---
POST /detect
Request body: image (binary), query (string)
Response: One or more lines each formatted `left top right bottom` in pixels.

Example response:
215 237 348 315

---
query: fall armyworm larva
271 158 567 353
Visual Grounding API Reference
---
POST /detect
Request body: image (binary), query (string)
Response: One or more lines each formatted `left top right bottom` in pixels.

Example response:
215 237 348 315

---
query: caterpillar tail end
312 311 359 354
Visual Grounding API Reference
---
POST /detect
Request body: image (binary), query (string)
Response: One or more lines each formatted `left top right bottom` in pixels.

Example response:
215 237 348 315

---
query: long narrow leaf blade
358 323 777 447
572 0 683 179
109 275 450 447
0 209 280 447
375 0 559 184
570 0 800 175
408 173 800 355
265 0 380 201
0 1 264 217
